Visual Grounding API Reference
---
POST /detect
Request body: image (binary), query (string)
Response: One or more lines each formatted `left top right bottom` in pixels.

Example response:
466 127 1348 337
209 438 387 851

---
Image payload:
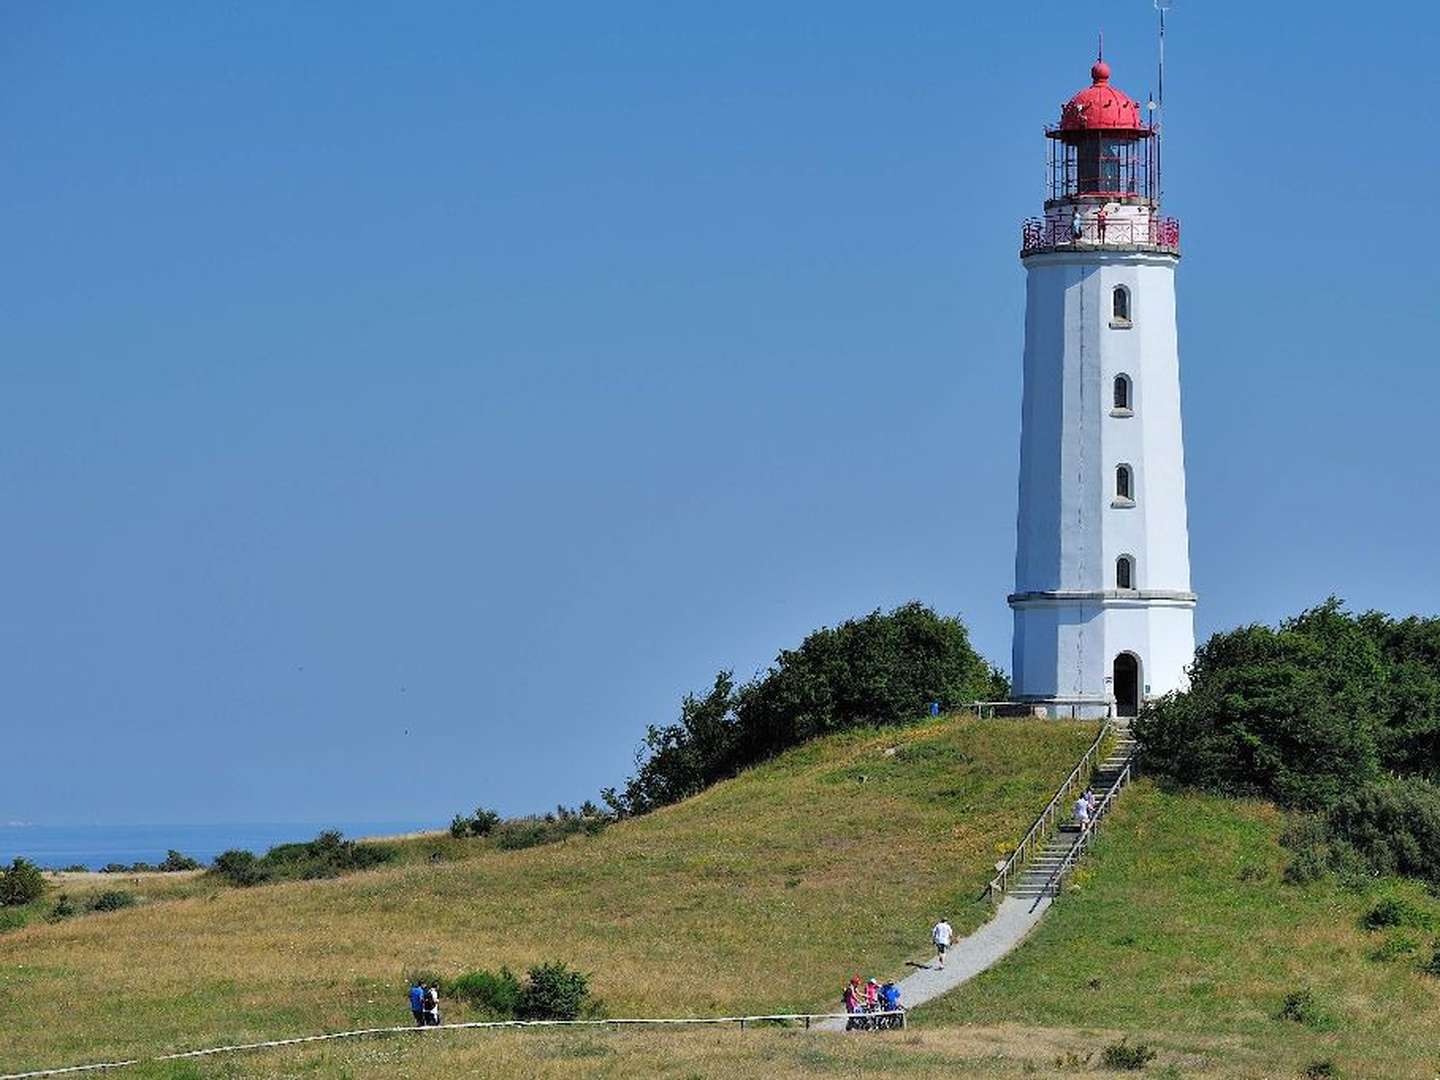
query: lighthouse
1009 54 1195 718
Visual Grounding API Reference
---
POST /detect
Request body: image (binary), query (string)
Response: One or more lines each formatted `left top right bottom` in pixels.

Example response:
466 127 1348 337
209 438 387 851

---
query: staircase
1003 725 1137 904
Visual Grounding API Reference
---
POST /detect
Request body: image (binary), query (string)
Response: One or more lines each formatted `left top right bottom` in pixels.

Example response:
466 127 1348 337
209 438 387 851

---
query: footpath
822 720 1137 1029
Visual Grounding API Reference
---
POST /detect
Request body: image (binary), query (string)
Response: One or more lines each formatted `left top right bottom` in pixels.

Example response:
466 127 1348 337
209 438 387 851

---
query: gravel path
818 894 1053 1031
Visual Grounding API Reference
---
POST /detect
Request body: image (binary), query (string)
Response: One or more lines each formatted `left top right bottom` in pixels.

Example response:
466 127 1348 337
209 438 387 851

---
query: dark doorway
1114 654 1140 717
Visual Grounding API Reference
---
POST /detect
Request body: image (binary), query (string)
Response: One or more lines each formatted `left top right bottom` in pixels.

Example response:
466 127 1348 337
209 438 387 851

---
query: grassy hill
133 780 1440 1080
0 715 1098 1076
917 781 1440 1078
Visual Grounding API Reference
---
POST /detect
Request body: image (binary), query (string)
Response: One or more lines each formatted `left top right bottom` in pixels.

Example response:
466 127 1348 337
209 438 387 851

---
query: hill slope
917 781 1440 1078
0 716 1097 1074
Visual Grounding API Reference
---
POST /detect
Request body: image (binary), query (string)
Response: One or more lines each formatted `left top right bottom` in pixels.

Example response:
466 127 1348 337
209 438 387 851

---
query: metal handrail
1021 215 1180 256
986 721 1112 898
1026 749 1136 913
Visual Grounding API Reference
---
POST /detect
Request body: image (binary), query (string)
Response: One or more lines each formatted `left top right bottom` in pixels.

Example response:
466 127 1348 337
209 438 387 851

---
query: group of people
407 980 441 1027
841 975 902 1029
1073 787 1100 827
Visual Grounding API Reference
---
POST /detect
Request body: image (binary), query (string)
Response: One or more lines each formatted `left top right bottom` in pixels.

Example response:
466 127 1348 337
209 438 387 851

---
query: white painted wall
1010 247 1195 714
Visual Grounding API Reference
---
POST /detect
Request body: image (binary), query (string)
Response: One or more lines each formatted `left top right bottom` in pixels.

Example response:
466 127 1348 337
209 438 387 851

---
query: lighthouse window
1112 286 1131 324
1115 464 1134 502
1113 374 1133 412
1116 556 1135 590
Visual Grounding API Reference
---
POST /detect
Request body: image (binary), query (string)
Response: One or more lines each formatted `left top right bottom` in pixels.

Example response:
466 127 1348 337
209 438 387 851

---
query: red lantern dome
1060 60 1145 132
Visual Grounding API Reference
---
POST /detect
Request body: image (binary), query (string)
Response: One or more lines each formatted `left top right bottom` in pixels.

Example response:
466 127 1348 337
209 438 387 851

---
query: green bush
159 850 202 872
1099 1037 1157 1070
1275 988 1332 1030
516 962 592 1021
491 812 606 851
0 909 27 933
1423 947 1440 977
1327 779 1440 888
0 858 47 907
1369 932 1420 962
450 808 503 839
213 849 270 887
49 894 77 921
213 832 394 887
87 890 138 913
448 967 522 1017
1362 895 1433 931
607 603 1005 815
1304 1061 1339 1080
1134 600 1440 810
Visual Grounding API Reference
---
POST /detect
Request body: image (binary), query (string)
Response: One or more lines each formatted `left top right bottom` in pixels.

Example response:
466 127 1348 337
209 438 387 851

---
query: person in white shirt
931 917 953 969
1074 794 1091 827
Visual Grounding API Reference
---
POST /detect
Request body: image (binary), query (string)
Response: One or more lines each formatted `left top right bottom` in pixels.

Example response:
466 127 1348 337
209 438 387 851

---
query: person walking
1074 792 1092 828
422 982 441 1026
842 980 861 1030
408 979 426 1027
931 917 954 969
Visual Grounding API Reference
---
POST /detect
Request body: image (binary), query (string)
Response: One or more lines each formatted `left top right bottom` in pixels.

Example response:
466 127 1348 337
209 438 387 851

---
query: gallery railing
1021 215 1180 256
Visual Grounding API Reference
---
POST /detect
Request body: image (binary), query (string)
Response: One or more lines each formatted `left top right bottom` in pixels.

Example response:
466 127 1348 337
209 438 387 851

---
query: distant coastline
0 821 435 871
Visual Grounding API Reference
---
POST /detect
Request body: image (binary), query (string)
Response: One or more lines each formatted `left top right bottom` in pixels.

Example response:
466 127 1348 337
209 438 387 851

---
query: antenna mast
1154 0 1172 203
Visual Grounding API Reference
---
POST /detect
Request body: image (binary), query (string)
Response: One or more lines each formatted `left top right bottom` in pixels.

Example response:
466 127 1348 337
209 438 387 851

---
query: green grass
0 715 1097 1075
916 780 1440 1078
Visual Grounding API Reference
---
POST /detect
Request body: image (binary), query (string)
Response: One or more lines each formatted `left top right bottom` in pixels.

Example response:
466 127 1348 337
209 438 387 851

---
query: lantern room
1046 59 1156 204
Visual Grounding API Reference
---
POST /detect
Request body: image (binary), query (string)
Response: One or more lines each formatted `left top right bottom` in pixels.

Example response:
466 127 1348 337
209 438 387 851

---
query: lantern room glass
1048 132 1155 202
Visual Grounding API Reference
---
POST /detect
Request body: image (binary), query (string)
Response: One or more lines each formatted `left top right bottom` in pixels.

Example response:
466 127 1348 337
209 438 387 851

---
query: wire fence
0 1011 907 1079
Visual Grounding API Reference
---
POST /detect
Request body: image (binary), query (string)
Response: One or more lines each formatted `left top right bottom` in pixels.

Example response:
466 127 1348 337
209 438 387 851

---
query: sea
0 821 437 871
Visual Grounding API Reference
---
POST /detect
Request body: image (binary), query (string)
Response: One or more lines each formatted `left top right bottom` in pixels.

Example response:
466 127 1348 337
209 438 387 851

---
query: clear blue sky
5 2 1438 826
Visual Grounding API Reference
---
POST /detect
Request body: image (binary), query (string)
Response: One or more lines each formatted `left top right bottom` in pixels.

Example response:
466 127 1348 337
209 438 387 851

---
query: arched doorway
1113 653 1140 717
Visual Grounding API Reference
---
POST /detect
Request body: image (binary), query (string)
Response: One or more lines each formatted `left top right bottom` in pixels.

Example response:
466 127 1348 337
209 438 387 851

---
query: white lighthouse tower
1009 53 1195 718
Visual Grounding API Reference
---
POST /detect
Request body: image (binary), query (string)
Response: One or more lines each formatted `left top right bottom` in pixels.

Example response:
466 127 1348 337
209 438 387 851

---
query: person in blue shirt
408 980 426 1026
881 982 901 1011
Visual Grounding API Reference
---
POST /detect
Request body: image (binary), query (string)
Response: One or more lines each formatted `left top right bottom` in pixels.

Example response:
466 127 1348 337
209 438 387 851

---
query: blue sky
4 2 1438 825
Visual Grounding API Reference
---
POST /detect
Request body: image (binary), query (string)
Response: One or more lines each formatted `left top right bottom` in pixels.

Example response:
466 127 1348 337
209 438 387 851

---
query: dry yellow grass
116 1022 1293 1079
0 716 1097 1075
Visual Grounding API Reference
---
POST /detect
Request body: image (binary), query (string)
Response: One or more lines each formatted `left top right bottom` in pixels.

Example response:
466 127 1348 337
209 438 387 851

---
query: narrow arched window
1116 464 1133 501
1112 285 1130 323
1113 374 1132 411
1116 556 1135 590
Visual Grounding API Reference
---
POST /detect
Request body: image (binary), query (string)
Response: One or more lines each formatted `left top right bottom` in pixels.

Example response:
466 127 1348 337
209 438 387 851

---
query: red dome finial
1059 53 1143 132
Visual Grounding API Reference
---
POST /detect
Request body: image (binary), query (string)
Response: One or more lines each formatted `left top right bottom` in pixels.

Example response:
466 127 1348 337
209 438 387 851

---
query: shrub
213 850 270 887
214 832 394 887
159 850 202 872
0 909 26 933
1423 947 1440 977
448 967 522 1017
49 894 77 921
469 808 502 837
87 890 137 913
1099 1038 1157 1070
1304 1061 1339 1080
492 814 605 851
1275 988 1332 1029
449 814 470 839
516 962 591 1021
1362 895 1433 931
1135 600 1440 810
1326 779 1440 888
61 864 89 873
0 858 47 907
1369 932 1420 962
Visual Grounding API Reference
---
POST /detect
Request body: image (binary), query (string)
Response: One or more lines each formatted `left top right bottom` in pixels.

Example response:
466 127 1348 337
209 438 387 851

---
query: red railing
1021 216 1180 256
